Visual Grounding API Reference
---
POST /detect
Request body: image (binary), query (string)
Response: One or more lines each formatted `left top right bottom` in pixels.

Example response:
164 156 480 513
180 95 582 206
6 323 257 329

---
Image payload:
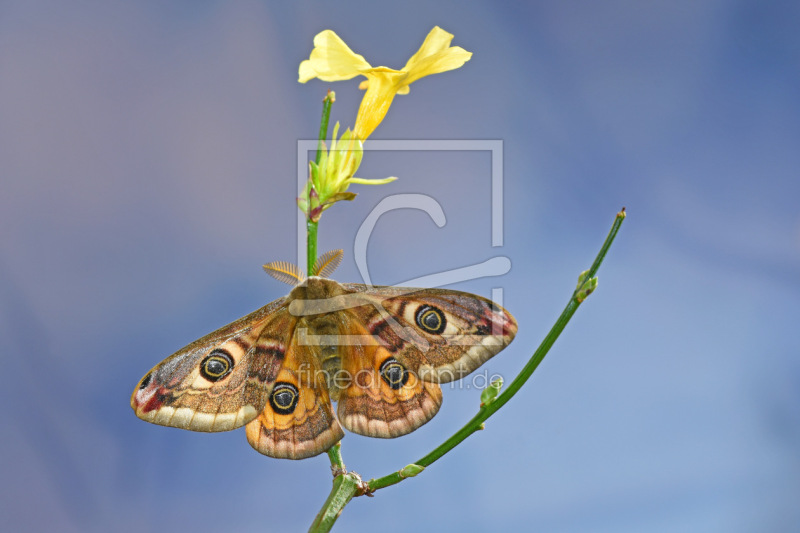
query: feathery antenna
263 261 306 286
314 249 343 278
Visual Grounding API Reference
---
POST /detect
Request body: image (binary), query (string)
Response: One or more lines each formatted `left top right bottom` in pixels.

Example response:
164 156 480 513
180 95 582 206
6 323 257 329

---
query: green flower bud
575 272 598 303
480 376 504 407
399 464 425 478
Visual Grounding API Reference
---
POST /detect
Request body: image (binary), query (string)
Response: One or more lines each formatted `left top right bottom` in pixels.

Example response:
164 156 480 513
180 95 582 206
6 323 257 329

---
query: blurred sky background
1 1 799 532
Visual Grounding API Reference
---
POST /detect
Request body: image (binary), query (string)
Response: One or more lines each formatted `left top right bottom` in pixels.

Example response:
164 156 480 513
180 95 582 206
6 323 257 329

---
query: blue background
1 1 798 531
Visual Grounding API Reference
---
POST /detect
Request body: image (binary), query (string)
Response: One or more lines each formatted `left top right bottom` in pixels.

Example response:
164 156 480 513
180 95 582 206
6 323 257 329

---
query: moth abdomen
319 346 343 401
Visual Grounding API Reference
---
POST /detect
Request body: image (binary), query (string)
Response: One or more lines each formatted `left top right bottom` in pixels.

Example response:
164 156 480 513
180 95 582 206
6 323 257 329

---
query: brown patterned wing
342 284 518 384
131 297 290 432
245 328 344 459
336 317 443 438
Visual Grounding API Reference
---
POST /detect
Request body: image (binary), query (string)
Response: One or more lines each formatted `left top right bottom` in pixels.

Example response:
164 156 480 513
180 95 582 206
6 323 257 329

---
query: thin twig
309 208 625 530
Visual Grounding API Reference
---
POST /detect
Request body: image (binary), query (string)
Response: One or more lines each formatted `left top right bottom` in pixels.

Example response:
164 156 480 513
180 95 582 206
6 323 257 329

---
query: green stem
307 219 319 276
308 208 626 528
307 91 334 276
326 442 345 472
583 207 625 285
316 91 334 165
309 444 360 532
305 92 356 533
308 474 359 533
367 207 626 491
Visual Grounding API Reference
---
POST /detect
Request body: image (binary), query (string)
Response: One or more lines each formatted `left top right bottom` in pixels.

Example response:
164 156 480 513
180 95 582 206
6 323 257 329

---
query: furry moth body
132 275 517 459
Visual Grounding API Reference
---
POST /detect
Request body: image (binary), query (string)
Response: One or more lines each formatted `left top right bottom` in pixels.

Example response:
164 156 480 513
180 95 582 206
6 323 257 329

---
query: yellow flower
299 26 472 140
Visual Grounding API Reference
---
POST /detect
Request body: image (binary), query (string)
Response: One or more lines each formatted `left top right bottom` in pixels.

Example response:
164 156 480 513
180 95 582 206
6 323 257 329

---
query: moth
131 250 517 459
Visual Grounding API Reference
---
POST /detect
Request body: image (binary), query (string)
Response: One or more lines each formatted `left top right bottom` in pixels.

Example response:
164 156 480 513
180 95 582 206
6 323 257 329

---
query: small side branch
308 208 626 530
366 207 626 491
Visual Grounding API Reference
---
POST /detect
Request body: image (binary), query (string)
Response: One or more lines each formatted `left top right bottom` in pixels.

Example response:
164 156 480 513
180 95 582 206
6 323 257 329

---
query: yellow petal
360 78 410 95
401 26 457 71
352 69 406 140
401 46 472 87
298 30 372 83
348 176 397 185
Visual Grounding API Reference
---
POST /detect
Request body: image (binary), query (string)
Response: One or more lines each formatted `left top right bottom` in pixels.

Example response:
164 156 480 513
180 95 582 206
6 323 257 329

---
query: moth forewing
130 297 289 432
